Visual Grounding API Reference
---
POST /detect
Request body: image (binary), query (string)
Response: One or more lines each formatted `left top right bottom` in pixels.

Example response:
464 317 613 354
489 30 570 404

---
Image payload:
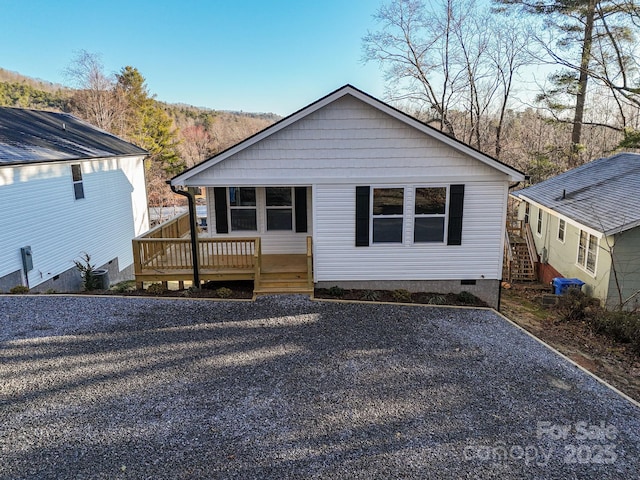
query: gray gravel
1 295 639 479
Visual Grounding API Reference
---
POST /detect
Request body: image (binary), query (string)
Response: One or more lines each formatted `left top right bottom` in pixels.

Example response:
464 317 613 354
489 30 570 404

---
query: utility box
20 246 33 273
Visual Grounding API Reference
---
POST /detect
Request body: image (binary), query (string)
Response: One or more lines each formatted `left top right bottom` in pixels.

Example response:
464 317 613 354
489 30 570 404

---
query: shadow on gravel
1 295 639 479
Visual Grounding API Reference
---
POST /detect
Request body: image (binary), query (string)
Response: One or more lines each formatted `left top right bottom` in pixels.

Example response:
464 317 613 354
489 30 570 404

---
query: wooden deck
132 213 313 295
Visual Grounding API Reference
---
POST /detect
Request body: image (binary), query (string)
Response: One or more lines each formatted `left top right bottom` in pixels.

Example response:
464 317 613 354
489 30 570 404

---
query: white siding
187 96 505 186
0 156 148 288
314 182 507 281
205 186 312 254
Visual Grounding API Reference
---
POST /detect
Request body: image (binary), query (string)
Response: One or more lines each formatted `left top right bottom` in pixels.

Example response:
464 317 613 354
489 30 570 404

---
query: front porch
132 213 313 295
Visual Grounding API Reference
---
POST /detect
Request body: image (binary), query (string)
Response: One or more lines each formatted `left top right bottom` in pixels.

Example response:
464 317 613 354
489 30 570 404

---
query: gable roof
171 84 524 185
512 153 640 235
0 107 147 166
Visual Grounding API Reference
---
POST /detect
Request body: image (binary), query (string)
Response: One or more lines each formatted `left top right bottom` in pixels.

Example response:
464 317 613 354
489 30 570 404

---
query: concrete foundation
0 270 24 293
315 279 501 309
2 257 135 293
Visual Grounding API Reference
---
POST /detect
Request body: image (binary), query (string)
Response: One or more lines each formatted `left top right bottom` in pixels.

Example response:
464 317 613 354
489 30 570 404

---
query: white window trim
576 229 598 277
536 209 543 237
413 185 448 244
71 164 84 200
370 186 405 245
557 218 566 244
265 186 295 232
228 187 258 232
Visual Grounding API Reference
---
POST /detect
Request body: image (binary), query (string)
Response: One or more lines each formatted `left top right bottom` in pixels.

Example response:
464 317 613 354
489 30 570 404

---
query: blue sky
0 0 387 115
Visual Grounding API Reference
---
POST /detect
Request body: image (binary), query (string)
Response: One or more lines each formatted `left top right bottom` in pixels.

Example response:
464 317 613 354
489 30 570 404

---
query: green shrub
360 290 380 301
73 252 100 291
146 283 165 295
590 311 640 353
554 289 599 322
327 285 345 297
392 289 412 303
111 280 135 293
44 288 57 294
9 285 29 294
457 291 477 304
215 287 233 298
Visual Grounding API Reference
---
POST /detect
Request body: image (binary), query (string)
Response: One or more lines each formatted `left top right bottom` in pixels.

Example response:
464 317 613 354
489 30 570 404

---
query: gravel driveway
1 295 639 479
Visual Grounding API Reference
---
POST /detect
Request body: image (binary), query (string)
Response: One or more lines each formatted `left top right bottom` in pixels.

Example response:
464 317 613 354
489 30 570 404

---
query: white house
512 153 640 310
0 107 149 292
170 85 524 307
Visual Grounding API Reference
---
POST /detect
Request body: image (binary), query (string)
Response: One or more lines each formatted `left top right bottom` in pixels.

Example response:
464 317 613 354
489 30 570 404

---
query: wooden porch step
254 285 314 295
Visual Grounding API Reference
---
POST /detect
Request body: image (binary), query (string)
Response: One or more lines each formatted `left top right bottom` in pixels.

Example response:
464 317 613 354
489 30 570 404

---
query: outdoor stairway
254 271 313 295
509 236 537 281
504 219 538 283
253 253 314 296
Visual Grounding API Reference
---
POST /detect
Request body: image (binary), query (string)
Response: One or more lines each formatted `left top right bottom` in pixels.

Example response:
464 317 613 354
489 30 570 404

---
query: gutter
167 181 200 287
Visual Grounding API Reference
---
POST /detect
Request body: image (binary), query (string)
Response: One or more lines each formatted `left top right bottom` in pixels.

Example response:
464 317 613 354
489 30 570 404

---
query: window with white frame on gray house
229 187 257 231
558 219 566 242
577 230 598 274
71 164 84 200
536 209 543 235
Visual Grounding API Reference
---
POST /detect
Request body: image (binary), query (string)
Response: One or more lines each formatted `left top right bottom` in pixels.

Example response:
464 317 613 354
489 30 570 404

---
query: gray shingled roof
512 153 640 235
0 107 147 165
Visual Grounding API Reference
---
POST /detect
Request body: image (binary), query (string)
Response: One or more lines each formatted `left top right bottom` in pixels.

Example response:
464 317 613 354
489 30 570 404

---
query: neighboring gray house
170 85 525 307
0 107 149 292
512 153 640 310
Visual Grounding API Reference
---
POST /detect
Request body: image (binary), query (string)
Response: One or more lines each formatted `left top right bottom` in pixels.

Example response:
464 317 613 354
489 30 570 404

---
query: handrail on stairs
504 229 514 282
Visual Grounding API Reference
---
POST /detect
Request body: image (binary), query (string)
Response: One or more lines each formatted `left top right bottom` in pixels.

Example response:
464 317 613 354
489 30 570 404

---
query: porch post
168 182 201 287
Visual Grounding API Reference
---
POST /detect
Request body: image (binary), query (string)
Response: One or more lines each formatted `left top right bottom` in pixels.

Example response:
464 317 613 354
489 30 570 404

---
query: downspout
167 181 200 287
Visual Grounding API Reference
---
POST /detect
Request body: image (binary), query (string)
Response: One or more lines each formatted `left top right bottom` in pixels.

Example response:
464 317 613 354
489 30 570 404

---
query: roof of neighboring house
171 84 525 185
0 107 147 165
512 153 640 235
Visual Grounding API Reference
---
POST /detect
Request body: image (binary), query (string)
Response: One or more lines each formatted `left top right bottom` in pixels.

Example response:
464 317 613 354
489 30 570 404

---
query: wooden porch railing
144 211 192 240
306 236 313 290
133 235 259 287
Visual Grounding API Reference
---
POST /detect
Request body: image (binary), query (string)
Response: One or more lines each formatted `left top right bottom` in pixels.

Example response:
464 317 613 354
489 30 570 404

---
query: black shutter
355 186 370 247
447 184 465 245
213 187 229 234
294 187 308 233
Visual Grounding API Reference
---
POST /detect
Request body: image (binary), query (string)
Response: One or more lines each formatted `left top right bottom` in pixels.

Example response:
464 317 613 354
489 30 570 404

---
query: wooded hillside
0 65 278 209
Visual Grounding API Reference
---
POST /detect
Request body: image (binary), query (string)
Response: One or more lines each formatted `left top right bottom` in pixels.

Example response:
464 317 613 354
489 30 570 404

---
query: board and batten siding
0 156 148 288
313 182 508 282
184 95 505 186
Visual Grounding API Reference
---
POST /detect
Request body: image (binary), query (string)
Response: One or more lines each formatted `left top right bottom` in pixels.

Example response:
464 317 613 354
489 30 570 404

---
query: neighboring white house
0 107 149 292
512 153 640 310
170 85 525 307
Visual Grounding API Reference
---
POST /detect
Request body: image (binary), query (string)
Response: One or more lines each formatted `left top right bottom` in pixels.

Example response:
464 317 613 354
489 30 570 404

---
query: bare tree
64 50 123 131
363 0 532 157
363 0 462 135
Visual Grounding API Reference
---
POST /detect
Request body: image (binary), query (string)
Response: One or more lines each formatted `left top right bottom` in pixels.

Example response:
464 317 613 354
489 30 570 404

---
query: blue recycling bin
552 277 585 295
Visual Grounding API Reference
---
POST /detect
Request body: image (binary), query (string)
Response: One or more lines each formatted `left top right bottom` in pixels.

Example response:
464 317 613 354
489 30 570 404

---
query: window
229 187 256 231
372 188 404 243
414 187 446 242
558 219 566 242
536 209 543 235
71 164 84 200
266 187 293 230
524 203 530 224
577 230 598 274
